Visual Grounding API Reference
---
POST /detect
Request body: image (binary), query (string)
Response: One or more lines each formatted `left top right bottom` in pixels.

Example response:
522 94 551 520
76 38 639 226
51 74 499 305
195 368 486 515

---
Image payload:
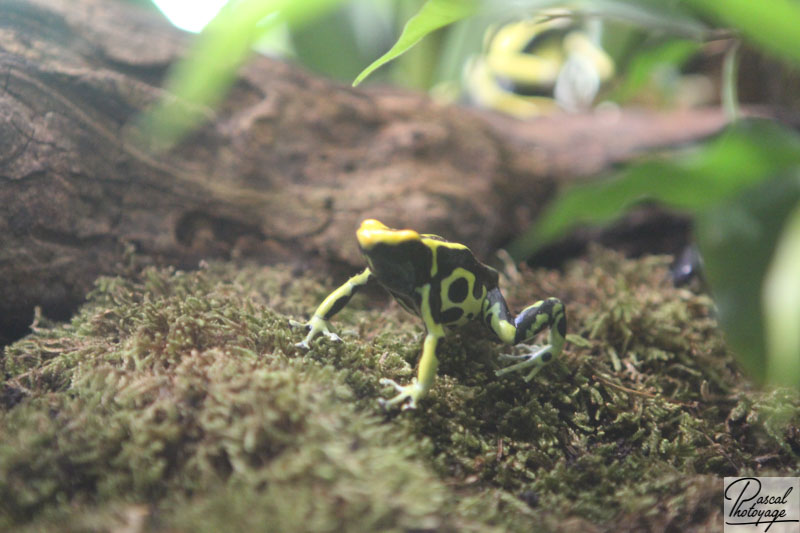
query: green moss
1 250 798 531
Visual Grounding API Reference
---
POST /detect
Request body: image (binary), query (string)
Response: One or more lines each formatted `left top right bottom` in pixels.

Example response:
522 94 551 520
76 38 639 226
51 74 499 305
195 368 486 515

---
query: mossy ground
1 249 798 532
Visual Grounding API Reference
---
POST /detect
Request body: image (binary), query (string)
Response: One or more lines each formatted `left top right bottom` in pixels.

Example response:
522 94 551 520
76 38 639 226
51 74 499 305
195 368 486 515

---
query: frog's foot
289 315 341 350
377 378 426 411
495 344 555 382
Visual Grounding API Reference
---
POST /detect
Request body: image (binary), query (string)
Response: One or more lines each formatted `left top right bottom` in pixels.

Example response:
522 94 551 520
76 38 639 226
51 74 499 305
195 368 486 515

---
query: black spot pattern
440 307 464 323
447 277 468 303
428 245 491 325
473 279 484 299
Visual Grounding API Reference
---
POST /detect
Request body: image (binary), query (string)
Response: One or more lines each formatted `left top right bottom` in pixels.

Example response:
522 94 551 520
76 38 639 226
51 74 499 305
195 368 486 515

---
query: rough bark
0 0 730 342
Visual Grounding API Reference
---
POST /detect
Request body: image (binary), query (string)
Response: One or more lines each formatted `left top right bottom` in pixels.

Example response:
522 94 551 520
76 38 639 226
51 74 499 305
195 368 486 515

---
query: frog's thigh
482 287 516 344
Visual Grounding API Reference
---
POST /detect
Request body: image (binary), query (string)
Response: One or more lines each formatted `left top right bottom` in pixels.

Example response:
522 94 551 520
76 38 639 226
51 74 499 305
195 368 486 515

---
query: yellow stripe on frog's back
421 235 469 277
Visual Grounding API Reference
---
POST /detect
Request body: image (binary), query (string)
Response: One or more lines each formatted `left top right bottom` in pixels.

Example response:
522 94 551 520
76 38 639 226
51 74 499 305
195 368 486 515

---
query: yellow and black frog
467 10 614 117
291 219 567 410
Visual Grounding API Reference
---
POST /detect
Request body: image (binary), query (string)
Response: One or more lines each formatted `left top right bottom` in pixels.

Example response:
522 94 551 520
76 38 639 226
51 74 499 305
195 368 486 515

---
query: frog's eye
357 219 420 250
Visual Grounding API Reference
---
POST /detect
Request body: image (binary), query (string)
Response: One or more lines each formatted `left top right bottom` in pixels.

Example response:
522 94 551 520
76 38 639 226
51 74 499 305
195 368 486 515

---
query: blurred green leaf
290 8 367 82
137 0 344 146
353 0 478 86
612 39 701 103
695 174 800 385
763 194 800 387
721 40 740 120
580 0 710 39
507 120 800 258
684 0 800 66
484 0 710 38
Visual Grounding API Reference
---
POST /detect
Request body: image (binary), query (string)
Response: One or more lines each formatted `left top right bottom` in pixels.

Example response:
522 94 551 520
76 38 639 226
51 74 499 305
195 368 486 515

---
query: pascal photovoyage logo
724 477 800 533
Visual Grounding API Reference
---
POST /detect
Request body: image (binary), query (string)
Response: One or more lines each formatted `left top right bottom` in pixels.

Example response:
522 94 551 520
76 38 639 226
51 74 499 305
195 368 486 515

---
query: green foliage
764 201 800 386
511 120 800 388
290 8 375 82
610 38 701 103
509 120 800 253
139 0 345 145
684 0 800 65
2 253 799 530
352 0 478 86
694 174 800 386
143 0 800 135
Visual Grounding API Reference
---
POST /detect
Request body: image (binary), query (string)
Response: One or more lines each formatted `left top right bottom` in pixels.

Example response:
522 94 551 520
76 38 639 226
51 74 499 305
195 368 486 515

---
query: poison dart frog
291 219 567 410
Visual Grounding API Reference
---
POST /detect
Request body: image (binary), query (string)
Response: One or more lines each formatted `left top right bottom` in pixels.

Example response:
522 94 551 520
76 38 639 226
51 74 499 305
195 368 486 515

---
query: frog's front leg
483 288 567 381
379 286 444 410
291 268 373 350
379 329 442 410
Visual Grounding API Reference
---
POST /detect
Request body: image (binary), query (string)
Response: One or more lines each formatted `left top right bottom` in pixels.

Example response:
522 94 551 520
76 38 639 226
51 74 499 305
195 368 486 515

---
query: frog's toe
378 393 417 411
495 345 554 380
521 360 547 382
498 344 542 363
323 331 342 343
379 377 404 392
291 315 341 350
378 378 422 410
289 319 309 330
295 339 311 351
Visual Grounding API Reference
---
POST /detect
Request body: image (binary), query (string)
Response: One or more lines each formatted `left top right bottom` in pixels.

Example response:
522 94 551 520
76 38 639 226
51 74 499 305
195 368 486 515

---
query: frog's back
420 235 499 326
421 233 495 276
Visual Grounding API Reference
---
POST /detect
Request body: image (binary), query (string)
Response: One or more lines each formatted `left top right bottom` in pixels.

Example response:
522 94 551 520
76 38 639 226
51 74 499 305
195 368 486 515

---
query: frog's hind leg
482 288 567 381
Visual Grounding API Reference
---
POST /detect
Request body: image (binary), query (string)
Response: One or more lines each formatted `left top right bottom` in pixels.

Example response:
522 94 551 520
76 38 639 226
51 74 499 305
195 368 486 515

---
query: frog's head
356 219 420 250
356 219 429 293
